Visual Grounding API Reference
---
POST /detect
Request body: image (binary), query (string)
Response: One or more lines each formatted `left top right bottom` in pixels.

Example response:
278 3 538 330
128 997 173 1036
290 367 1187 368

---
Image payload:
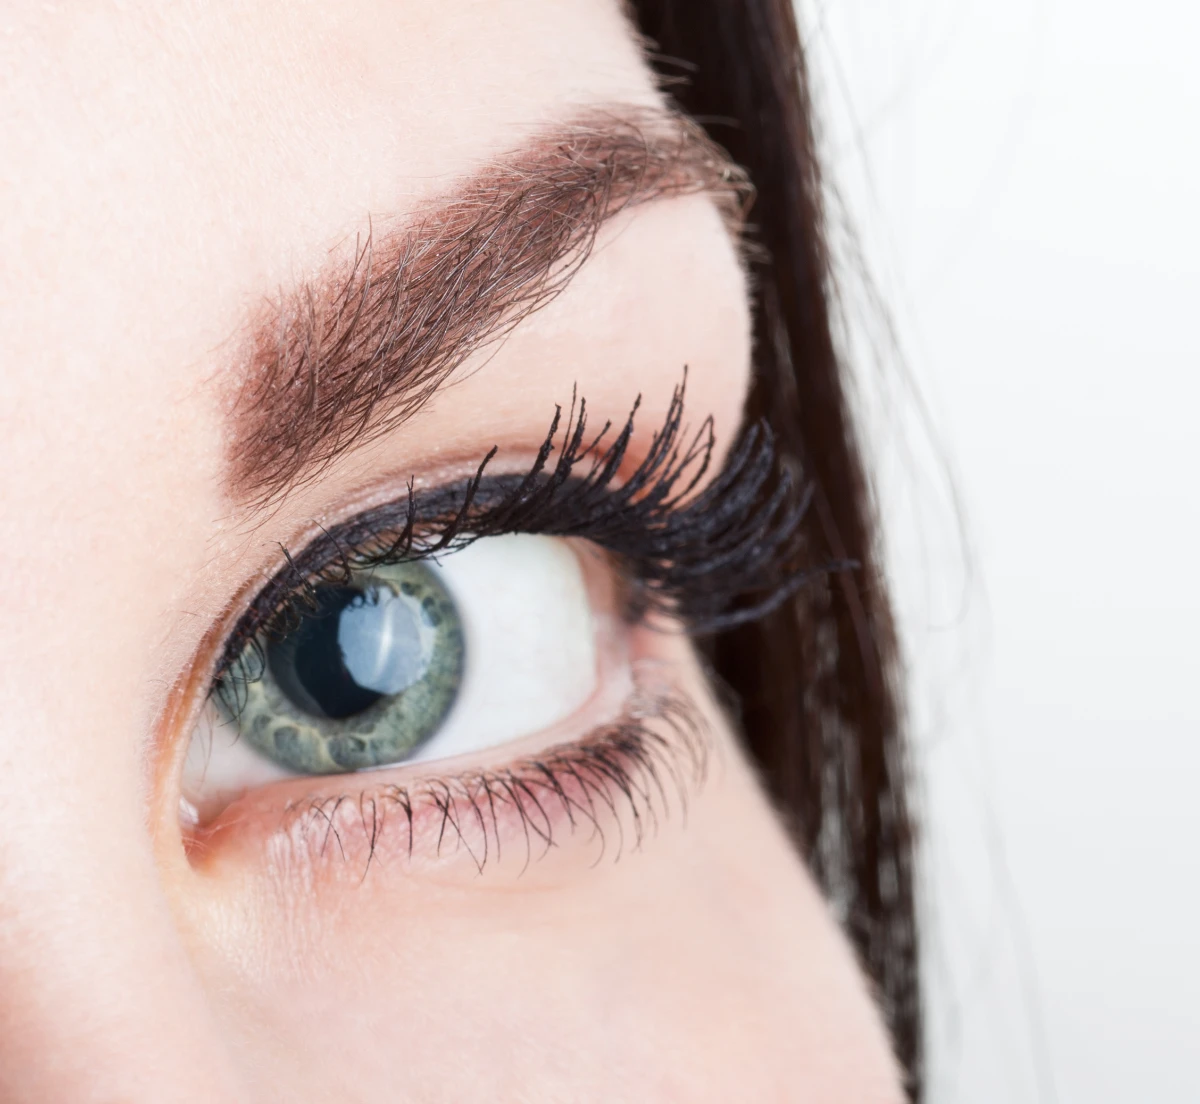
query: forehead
0 0 657 369
0 8 655 541
0 0 657 434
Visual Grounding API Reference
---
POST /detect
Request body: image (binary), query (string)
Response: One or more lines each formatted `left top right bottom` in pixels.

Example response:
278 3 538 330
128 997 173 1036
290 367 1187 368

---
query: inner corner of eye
179 533 623 825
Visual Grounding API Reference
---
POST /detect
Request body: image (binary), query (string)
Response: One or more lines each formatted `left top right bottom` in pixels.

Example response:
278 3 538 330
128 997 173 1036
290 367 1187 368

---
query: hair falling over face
631 0 923 1093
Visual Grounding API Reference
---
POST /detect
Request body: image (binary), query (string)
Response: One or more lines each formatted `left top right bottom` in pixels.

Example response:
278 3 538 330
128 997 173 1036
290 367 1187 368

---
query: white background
794 2 1199 1101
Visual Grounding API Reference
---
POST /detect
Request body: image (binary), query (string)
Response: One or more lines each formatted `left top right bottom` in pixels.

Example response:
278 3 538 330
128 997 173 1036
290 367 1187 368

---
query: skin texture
0 2 904 1101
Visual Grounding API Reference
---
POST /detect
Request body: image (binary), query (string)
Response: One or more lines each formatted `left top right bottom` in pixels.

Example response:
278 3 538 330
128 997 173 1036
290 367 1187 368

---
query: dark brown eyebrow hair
226 105 752 507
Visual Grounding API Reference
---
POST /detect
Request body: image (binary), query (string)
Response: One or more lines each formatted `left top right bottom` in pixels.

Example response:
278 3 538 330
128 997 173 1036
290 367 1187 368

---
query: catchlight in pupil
339 585 436 695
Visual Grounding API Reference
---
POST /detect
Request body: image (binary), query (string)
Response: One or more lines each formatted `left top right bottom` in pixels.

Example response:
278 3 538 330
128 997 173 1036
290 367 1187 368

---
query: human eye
185 535 619 818
179 379 811 870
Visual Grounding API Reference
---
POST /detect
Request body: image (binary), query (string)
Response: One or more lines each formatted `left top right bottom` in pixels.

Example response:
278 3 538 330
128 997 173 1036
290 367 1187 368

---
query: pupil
267 584 429 721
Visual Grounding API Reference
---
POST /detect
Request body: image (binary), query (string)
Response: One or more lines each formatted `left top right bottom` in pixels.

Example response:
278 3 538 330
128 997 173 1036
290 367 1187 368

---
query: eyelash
217 374 816 685
276 684 707 876
198 374 822 869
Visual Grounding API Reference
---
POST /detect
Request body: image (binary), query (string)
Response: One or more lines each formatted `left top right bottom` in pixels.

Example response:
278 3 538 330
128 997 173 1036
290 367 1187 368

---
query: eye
179 384 809 835
183 534 612 820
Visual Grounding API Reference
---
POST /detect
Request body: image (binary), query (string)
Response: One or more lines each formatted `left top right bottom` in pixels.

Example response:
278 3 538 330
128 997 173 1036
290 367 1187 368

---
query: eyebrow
226 105 751 506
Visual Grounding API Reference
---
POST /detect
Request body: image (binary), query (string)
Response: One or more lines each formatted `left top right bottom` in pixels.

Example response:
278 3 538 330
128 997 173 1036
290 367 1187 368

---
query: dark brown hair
629 2 922 1094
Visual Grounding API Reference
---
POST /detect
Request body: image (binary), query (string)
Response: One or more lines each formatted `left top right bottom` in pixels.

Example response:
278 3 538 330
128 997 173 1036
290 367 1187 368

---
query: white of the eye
409 533 598 763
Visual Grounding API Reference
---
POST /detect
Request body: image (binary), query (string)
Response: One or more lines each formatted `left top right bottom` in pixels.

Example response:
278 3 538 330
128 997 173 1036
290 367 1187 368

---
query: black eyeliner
214 373 823 691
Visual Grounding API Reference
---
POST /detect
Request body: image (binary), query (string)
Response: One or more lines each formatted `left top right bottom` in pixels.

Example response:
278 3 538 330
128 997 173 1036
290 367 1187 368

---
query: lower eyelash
231 680 710 880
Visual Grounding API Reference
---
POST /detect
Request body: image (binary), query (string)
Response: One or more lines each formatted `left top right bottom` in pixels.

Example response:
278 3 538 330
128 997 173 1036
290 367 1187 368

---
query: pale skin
0 2 904 1101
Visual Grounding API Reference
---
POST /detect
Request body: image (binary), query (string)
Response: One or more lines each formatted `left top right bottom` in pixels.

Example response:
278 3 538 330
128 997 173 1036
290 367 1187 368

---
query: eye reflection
218 562 464 774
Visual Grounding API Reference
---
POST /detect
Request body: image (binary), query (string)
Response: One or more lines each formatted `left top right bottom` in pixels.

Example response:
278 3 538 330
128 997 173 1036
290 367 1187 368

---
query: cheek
174 672 902 1102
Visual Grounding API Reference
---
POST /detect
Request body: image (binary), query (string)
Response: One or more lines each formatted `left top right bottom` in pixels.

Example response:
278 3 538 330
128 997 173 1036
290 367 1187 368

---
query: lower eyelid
182 662 710 886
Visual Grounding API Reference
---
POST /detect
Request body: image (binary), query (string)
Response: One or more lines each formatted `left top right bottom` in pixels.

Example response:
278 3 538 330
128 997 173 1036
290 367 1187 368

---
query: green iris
217 561 465 774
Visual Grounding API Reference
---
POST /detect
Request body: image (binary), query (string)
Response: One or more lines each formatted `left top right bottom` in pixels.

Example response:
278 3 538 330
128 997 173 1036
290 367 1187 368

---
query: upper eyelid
211 376 816 694
214 385 675 681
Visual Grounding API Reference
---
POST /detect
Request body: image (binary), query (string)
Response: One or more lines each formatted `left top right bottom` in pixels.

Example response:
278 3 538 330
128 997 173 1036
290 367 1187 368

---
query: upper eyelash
214 372 827 689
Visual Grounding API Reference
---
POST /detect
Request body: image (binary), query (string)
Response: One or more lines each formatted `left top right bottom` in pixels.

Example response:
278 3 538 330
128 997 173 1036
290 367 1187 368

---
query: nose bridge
0 748 244 1102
